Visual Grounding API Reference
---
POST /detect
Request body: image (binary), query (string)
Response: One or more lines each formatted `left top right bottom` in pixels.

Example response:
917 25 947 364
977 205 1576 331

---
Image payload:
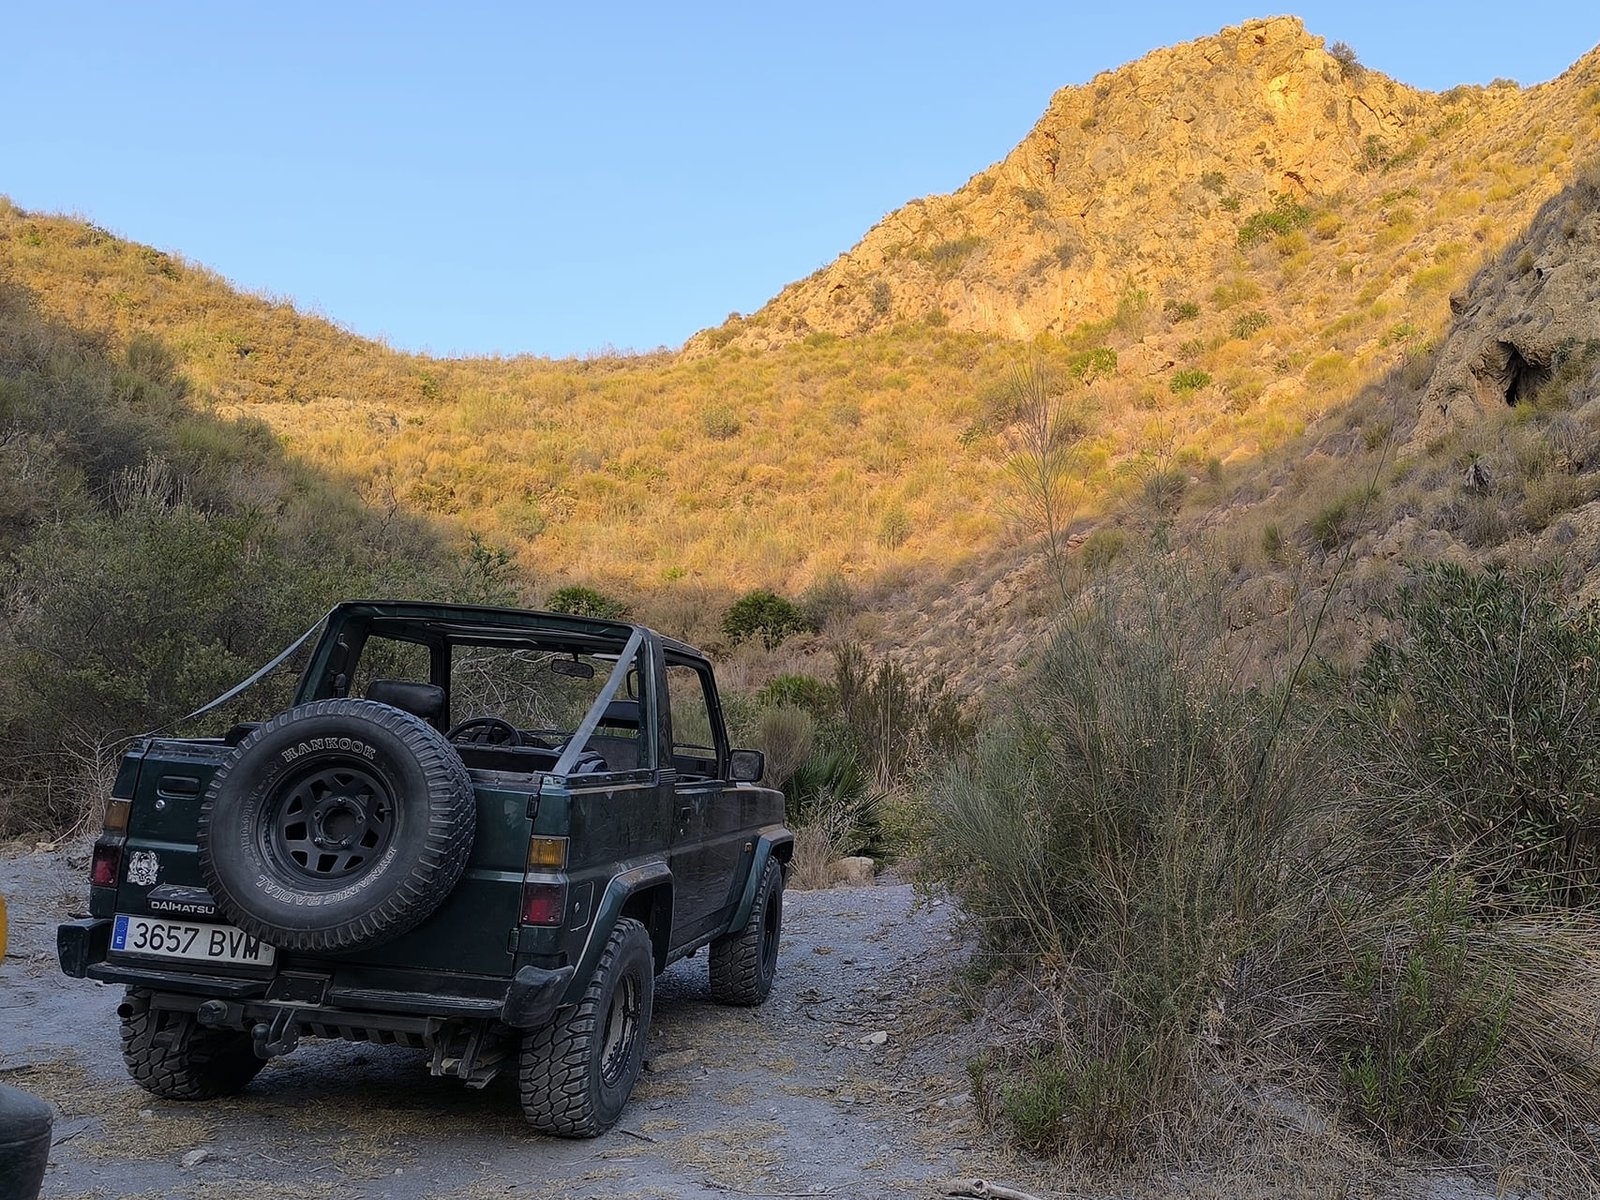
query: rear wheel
518 918 653 1138
709 857 784 1006
120 988 264 1100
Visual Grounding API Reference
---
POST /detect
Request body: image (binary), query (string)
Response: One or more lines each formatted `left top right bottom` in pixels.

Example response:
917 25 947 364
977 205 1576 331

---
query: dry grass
787 825 836 890
4 1060 218 1162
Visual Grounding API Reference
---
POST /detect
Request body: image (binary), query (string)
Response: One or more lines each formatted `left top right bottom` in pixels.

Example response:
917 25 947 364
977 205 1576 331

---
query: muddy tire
709 857 783 1006
198 699 475 954
518 918 653 1138
120 988 264 1100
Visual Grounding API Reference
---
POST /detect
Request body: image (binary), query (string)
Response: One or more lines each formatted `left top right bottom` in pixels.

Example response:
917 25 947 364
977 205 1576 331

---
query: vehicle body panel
62 601 791 1054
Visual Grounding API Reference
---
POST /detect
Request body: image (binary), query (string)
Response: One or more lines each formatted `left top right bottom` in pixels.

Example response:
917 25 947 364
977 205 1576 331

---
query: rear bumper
57 918 573 1030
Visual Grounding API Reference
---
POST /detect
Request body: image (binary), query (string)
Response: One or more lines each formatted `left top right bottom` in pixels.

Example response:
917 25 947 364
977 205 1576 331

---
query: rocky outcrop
1412 170 1600 450
690 18 1469 353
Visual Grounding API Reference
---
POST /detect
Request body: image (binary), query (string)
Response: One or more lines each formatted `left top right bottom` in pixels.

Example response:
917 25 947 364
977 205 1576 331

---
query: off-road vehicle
58 601 792 1136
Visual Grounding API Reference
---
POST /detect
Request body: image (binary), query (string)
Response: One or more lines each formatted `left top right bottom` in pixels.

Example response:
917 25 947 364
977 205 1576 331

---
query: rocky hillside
3 18 1599 684
1416 171 1600 449
701 17 1597 353
873 162 1600 691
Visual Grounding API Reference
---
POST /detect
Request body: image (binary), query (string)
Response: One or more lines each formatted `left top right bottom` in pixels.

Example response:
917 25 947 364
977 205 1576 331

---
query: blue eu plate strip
112 915 129 951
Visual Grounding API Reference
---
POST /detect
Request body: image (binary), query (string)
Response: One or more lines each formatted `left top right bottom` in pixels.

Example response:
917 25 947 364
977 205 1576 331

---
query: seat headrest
601 700 642 728
366 679 446 721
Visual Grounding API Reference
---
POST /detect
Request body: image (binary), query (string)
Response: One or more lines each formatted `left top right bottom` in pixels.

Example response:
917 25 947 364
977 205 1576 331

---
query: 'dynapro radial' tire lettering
197 699 475 953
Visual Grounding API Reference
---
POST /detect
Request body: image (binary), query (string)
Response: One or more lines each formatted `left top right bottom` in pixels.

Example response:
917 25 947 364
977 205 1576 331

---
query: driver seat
366 679 446 723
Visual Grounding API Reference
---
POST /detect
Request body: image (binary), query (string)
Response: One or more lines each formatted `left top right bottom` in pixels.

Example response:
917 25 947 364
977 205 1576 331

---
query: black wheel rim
599 972 642 1088
760 887 782 975
261 761 398 885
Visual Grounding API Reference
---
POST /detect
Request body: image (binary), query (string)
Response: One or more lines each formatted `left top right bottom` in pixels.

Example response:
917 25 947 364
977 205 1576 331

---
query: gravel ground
0 846 1029 1200
1 847 1508 1200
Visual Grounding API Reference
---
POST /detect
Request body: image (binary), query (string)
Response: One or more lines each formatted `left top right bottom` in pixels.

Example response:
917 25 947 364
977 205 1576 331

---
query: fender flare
727 826 794 932
561 861 673 1004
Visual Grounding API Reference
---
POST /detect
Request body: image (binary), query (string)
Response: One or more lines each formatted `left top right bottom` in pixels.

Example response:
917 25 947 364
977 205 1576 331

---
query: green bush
545 584 629 620
1079 527 1125 574
1065 347 1117 382
0 283 465 837
919 236 984 277
1000 1046 1144 1155
1337 875 1509 1145
754 704 814 791
1261 521 1285 562
1238 197 1313 247
1346 562 1600 905
1308 494 1356 550
936 563 1600 1168
877 505 913 549
700 405 741 440
1142 467 1187 515
1014 187 1049 212
1329 40 1364 80
1169 369 1211 394
722 589 811 649
754 673 837 718
924 569 1341 1150
1229 310 1270 339
835 642 969 791
799 575 854 632
785 744 880 853
457 533 518 605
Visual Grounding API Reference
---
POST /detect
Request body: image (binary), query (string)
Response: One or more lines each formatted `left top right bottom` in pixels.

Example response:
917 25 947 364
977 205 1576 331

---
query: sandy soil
0 847 1031 1200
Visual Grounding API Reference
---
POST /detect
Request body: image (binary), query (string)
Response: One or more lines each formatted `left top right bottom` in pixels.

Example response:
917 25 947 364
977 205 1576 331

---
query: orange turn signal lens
103 797 132 833
527 836 568 870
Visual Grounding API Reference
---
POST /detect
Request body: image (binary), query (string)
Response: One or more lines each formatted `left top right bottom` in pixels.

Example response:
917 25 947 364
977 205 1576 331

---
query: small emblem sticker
126 850 161 888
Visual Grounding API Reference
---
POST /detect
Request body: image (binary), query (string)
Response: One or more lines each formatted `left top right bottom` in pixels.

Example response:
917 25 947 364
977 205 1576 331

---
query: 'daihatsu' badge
126 850 161 888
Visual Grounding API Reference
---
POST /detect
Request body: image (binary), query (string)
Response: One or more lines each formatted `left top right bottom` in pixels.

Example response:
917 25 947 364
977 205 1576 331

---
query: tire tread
120 987 264 1101
518 918 652 1138
709 858 783 1006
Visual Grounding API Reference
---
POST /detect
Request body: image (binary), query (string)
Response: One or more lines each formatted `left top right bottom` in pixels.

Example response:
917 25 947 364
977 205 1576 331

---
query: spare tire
198 699 475 954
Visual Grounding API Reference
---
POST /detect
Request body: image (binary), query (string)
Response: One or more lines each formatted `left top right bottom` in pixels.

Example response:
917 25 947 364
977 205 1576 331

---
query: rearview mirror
728 749 764 783
550 657 595 679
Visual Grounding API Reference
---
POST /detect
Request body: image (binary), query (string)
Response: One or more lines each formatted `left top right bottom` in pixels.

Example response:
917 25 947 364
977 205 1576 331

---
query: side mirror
728 749 765 783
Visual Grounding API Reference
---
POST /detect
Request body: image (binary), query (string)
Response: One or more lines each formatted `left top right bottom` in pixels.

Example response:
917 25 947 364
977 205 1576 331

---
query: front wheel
518 918 653 1137
120 988 264 1100
709 857 784 1006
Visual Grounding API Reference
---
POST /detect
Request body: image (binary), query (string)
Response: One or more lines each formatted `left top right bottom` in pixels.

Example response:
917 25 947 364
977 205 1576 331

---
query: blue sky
2 3 1595 359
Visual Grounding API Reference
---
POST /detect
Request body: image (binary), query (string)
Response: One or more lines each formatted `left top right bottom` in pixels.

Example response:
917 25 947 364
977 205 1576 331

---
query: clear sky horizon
3 3 1596 359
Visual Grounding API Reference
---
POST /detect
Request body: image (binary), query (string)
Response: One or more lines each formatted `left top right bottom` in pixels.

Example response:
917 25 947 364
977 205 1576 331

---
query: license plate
111 914 276 967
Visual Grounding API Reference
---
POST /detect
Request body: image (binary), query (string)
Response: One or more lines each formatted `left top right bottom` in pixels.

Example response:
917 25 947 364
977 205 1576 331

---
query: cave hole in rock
1502 341 1552 406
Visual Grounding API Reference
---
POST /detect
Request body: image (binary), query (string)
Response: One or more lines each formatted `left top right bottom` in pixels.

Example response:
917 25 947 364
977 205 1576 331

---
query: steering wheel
447 716 524 747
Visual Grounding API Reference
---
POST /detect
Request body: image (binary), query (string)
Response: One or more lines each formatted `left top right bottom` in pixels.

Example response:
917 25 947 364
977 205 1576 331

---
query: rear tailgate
102 745 530 980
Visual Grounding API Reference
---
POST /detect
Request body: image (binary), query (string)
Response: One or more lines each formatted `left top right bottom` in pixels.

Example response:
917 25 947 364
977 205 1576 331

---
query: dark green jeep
57 601 792 1136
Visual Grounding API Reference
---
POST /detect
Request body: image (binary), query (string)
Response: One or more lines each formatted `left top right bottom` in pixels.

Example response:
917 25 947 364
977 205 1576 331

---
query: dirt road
1 847 1018 1200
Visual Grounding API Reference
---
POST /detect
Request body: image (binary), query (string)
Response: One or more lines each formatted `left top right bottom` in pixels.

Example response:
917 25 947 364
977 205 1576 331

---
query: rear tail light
90 841 123 888
520 880 567 926
103 797 132 833
527 836 568 870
